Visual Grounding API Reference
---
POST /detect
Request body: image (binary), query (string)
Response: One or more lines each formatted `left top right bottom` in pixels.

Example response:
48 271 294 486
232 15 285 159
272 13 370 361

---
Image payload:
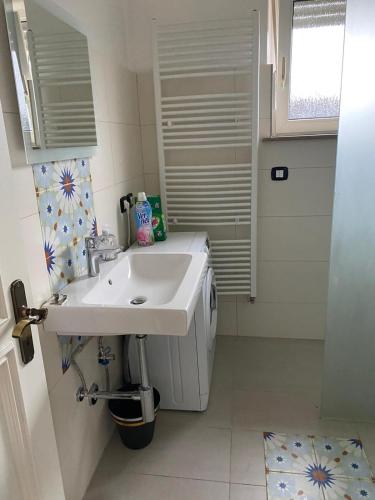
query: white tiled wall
0 1 145 499
220 69 336 339
131 3 337 340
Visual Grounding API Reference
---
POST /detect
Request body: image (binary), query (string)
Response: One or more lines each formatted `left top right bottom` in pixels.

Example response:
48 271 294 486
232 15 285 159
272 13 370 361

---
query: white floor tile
96 423 231 482
230 430 266 486
230 483 267 500
85 473 229 500
232 389 321 433
231 337 324 394
232 389 359 437
158 384 233 430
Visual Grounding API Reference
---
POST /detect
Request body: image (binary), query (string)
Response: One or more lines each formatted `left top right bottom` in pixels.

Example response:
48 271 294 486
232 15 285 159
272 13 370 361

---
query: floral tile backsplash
33 158 97 372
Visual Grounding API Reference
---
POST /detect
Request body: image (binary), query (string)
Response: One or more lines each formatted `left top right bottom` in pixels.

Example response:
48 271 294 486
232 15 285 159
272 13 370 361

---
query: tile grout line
229 429 233 497
115 470 270 490
262 433 270 500
229 482 267 487
119 470 230 485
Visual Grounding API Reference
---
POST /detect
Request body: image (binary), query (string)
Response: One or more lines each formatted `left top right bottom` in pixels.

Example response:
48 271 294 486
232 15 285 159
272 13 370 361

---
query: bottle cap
137 192 147 202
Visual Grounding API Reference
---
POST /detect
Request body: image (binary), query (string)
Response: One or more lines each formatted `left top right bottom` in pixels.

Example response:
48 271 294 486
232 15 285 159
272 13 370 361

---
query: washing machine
128 232 217 411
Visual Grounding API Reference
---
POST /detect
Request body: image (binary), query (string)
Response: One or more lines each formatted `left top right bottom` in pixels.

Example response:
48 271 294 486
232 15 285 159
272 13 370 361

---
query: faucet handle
85 236 96 249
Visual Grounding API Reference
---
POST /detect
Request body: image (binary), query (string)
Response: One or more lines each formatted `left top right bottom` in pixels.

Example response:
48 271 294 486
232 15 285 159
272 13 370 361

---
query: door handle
10 280 48 365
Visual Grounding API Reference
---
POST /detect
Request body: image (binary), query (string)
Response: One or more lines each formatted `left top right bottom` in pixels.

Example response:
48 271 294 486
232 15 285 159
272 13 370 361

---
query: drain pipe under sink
76 335 155 424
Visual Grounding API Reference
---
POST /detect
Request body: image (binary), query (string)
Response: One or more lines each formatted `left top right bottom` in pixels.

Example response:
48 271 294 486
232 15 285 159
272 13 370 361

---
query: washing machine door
204 266 217 350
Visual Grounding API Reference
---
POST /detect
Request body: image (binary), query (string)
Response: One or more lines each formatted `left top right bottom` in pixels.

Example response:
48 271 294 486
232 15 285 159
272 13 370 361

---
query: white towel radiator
153 14 260 297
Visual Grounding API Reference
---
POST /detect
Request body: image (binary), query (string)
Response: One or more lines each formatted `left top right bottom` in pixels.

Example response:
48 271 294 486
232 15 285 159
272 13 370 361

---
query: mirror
4 0 97 163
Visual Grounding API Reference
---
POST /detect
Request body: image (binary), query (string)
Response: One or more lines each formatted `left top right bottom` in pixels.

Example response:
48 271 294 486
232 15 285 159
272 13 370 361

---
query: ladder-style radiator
27 31 96 148
153 14 259 297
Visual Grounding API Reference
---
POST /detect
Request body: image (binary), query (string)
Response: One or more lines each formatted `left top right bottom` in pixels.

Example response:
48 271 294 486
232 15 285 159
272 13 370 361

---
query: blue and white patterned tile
33 162 55 191
76 158 90 179
46 242 76 293
73 206 91 238
60 335 74 374
52 158 79 184
267 471 324 499
55 213 75 246
38 190 59 227
264 432 315 474
42 226 60 289
323 477 375 499
73 238 89 277
55 180 81 215
313 436 373 480
89 214 98 237
80 180 94 210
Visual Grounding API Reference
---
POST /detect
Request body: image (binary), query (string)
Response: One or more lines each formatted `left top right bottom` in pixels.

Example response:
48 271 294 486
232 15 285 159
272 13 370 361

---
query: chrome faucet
85 235 122 277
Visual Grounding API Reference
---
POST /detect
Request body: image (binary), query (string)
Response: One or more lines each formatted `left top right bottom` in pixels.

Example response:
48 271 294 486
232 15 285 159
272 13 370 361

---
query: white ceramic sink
44 250 207 336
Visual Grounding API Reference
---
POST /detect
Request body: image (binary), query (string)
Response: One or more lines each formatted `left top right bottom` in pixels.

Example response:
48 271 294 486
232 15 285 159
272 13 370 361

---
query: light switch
271 166 288 181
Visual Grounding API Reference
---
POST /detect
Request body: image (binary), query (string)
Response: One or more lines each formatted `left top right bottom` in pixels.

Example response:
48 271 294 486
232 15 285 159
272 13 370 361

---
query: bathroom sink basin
44 251 207 336
84 253 193 306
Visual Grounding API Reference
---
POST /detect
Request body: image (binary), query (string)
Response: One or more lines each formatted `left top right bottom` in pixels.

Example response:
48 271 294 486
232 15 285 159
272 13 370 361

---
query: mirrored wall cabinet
4 0 97 163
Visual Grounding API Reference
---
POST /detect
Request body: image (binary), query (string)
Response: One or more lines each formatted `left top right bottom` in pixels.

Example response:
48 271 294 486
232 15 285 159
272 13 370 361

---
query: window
273 0 346 136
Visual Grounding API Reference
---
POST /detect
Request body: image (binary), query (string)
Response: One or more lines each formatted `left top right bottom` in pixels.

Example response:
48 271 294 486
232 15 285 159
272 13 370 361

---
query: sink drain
130 296 147 305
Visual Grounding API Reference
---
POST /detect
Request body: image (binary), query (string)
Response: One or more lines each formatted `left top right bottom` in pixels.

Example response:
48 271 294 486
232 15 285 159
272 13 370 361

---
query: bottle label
135 202 154 245
138 210 150 225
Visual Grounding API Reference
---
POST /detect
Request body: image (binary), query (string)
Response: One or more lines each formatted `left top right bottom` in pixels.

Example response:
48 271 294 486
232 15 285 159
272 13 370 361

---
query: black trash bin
108 386 160 449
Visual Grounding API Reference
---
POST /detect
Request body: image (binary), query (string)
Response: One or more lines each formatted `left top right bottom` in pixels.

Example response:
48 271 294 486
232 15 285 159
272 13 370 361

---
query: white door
0 101 65 499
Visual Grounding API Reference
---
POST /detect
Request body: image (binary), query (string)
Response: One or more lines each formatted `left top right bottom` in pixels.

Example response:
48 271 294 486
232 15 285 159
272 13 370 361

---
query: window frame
273 0 340 137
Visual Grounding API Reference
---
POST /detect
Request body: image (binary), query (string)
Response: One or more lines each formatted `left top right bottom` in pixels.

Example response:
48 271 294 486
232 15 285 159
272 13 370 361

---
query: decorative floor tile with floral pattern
313 436 373 481
267 471 325 499
265 432 315 474
264 432 374 499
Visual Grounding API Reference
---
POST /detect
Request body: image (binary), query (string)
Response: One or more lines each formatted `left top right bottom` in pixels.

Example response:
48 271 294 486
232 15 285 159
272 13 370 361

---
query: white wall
128 0 337 340
234 109 336 339
0 1 145 499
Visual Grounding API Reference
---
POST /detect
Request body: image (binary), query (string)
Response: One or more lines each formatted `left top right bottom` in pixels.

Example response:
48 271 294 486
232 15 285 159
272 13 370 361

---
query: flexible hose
71 358 88 392
71 337 112 399
70 337 91 392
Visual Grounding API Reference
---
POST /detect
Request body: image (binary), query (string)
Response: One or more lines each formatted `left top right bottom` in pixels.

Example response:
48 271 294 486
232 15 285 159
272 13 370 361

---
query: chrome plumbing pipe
89 389 140 401
79 335 155 424
136 335 154 424
137 335 150 388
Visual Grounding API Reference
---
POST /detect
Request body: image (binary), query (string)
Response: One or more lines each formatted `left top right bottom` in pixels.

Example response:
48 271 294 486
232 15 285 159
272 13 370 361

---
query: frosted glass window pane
289 0 346 120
